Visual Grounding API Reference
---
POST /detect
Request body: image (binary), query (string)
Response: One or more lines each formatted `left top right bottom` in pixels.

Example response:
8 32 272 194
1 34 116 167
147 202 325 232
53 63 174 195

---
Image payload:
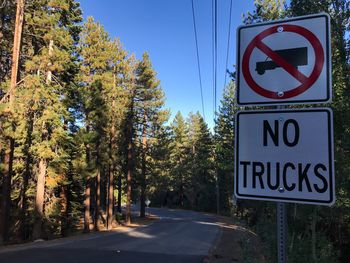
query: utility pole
0 0 25 244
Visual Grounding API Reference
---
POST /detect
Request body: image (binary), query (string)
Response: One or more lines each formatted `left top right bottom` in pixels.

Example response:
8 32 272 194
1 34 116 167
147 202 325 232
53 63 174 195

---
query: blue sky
78 0 255 128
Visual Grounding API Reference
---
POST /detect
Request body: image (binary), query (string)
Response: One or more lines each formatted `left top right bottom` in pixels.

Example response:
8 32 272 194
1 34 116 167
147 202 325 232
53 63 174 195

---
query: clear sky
78 0 255 128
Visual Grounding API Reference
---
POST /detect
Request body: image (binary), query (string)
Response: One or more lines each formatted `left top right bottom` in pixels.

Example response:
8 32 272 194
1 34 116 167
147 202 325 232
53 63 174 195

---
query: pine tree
214 81 236 214
289 1 350 261
12 0 83 240
123 54 138 225
188 112 215 212
135 52 168 218
147 125 172 206
169 112 190 207
243 0 287 24
0 0 24 243
78 16 121 231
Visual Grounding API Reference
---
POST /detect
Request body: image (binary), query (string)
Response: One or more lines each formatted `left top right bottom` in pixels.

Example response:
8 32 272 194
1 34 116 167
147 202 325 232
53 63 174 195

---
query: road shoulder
204 215 266 263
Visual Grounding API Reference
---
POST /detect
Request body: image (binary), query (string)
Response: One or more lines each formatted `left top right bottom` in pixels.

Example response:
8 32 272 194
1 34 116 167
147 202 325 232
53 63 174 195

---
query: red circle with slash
242 24 324 99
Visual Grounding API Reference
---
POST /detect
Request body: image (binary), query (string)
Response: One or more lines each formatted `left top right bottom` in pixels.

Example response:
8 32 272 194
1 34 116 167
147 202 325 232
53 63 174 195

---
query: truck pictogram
255 47 308 75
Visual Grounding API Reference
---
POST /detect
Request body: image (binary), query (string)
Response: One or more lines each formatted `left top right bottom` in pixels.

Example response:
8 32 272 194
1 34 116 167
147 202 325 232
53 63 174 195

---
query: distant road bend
0 208 221 263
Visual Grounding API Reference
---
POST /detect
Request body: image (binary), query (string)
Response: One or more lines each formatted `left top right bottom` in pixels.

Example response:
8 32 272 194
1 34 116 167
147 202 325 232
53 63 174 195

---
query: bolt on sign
236 13 331 106
234 108 335 205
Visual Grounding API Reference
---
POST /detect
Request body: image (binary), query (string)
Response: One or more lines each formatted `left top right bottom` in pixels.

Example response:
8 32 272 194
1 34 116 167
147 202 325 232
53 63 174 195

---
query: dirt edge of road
204 215 266 263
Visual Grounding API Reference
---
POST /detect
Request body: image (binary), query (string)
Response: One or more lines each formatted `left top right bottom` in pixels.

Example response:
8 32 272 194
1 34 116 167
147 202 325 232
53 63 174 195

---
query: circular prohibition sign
242 24 324 99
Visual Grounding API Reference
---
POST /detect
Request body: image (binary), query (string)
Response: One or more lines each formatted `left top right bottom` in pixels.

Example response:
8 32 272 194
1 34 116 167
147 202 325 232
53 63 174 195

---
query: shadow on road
0 248 203 263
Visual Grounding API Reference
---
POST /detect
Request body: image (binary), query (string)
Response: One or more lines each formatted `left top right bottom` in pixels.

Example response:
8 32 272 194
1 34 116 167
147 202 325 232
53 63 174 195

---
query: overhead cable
224 0 233 90
191 0 205 120
214 0 218 120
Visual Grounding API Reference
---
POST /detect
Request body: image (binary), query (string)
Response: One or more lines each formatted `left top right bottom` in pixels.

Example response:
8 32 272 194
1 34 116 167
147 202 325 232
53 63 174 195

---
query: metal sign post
277 202 287 263
277 104 287 263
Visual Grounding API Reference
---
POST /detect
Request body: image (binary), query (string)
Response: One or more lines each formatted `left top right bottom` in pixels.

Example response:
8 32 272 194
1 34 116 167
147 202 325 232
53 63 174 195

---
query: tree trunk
107 107 116 229
19 112 34 240
94 168 101 231
126 142 133 225
0 0 24 244
9 0 24 106
83 176 91 233
107 164 114 229
0 138 14 243
179 156 184 207
84 123 91 232
125 110 134 225
32 158 47 240
140 121 147 218
117 173 122 214
60 184 69 237
107 131 115 229
216 168 220 215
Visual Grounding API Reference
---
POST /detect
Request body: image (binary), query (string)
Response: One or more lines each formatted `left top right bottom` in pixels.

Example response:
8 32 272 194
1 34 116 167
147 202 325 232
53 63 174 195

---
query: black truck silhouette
255 47 308 75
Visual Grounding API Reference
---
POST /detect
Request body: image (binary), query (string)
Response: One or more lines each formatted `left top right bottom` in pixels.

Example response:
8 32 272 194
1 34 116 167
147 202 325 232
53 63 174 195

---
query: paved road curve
0 208 221 263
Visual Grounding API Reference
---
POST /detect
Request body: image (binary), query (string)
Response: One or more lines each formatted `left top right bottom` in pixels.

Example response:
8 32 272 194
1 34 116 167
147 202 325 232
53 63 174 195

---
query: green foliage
215 81 237 214
243 0 287 24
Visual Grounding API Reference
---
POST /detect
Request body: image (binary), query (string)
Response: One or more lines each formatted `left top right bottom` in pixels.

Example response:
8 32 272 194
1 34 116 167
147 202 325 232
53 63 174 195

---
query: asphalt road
0 208 221 263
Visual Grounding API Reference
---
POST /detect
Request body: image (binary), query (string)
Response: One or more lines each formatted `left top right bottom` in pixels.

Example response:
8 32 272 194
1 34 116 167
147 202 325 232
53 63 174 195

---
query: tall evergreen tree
78 16 124 231
289 1 350 261
135 52 168 218
169 112 190 207
188 112 215 212
215 81 236 214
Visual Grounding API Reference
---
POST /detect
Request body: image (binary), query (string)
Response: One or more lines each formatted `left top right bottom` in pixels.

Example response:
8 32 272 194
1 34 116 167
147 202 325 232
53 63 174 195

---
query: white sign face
235 108 334 205
236 13 331 106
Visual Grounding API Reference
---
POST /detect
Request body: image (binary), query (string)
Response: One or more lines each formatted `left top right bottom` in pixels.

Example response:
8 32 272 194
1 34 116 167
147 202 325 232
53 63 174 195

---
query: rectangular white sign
235 108 335 205
236 13 331 106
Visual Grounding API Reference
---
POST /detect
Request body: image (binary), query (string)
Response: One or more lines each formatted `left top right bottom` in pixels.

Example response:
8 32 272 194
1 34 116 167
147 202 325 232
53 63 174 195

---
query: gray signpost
235 13 333 263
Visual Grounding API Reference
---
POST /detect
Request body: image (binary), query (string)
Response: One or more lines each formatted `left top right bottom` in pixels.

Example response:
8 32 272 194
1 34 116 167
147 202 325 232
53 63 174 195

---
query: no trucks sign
234 108 335 205
236 13 331 106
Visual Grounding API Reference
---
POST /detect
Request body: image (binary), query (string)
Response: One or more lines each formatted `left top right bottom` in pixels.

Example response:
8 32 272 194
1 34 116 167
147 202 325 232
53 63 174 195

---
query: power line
212 0 215 118
191 0 205 121
214 0 218 120
223 0 233 90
